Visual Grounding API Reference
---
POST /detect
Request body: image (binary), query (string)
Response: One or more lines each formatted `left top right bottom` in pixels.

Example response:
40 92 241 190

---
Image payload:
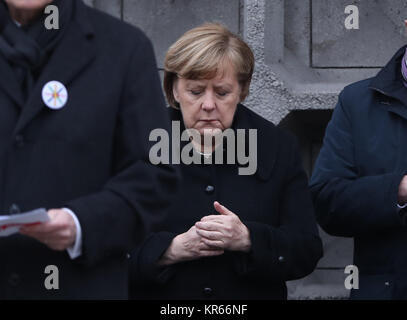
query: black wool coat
310 45 407 299
0 0 178 299
130 104 323 300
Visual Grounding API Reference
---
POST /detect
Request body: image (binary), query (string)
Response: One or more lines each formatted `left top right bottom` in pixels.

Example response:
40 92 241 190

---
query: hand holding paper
0 208 49 237
20 209 77 251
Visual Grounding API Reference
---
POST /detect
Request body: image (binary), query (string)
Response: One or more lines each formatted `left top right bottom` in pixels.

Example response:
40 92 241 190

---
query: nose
201 92 216 112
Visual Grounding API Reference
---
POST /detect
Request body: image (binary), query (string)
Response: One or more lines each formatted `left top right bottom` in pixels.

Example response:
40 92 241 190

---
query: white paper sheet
0 208 49 237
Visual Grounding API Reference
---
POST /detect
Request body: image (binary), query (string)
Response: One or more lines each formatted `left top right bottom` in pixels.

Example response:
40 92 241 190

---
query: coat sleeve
233 134 323 282
309 91 405 237
130 231 178 286
65 32 179 267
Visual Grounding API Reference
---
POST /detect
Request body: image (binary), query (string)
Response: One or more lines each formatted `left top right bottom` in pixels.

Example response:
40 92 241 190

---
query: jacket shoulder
339 78 374 105
343 77 373 92
238 104 297 146
238 105 299 180
238 104 276 131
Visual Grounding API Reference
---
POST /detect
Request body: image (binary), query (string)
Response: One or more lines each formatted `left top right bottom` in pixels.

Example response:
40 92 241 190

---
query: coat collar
369 45 407 121
369 45 407 103
11 0 96 134
170 104 278 180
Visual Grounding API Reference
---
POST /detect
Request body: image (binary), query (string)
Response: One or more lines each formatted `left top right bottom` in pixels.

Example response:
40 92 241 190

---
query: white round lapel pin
42 80 68 110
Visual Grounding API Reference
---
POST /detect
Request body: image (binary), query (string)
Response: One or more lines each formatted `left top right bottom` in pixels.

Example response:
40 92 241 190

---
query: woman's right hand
158 226 224 266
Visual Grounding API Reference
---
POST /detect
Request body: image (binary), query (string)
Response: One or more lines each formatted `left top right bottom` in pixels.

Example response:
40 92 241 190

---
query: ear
173 80 180 103
239 84 249 102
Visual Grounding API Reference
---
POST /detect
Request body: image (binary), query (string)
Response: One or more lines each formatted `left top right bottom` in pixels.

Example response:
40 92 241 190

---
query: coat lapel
385 92 407 121
0 54 25 108
370 84 407 122
13 3 96 135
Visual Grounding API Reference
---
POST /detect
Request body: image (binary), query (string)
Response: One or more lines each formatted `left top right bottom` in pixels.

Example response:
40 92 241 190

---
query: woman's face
173 62 242 137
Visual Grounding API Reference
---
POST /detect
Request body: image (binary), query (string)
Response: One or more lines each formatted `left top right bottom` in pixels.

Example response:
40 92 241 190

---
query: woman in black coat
130 23 322 300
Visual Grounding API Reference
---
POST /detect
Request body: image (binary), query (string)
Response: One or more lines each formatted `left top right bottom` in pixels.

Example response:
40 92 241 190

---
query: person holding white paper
0 0 177 299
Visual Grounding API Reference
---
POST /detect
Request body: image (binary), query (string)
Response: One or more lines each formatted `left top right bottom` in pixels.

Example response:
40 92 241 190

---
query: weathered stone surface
287 269 350 300
93 0 122 19
312 0 407 67
122 0 240 67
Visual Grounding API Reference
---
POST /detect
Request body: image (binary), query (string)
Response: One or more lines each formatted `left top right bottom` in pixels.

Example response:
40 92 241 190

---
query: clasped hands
159 201 251 266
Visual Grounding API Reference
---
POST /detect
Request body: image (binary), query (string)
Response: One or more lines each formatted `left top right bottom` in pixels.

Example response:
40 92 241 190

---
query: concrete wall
83 0 407 299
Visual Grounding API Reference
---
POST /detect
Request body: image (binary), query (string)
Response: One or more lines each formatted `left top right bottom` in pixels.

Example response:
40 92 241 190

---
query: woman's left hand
195 201 252 252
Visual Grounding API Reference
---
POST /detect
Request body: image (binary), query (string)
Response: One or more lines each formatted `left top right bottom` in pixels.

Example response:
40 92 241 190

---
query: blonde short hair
163 23 255 108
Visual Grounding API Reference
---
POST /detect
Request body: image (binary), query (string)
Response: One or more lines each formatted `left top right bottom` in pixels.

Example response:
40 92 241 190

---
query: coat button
278 256 285 262
8 273 20 286
9 204 21 215
205 185 215 194
15 135 25 147
203 287 213 297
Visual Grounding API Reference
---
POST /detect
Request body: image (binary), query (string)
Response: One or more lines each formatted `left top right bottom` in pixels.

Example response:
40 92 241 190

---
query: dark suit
0 0 177 299
310 45 407 299
130 105 323 300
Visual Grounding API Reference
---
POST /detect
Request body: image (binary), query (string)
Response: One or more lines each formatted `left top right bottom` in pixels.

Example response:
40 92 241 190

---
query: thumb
214 201 232 215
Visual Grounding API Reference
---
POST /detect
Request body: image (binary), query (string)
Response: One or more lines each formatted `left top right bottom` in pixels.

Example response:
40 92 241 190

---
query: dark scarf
402 47 407 88
0 0 74 102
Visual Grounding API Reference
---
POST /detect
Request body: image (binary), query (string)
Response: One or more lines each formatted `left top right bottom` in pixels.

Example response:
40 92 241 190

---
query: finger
20 222 47 233
195 228 223 240
200 215 225 223
20 225 48 236
214 201 233 216
47 241 69 251
198 241 212 250
35 236 70 251
201 238 225 249
20 222 61 235
20 226 68 241
198 241 220 250
20 230 58 244
198 249 224 257
198 239 224 249
20 231 48 243
195 221 223 231
21 210 72 234
20 213 66 233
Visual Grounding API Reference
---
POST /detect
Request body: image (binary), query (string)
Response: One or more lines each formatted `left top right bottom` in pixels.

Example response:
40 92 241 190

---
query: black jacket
0 0 178 299
130 105 323 300
310 45 407 299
